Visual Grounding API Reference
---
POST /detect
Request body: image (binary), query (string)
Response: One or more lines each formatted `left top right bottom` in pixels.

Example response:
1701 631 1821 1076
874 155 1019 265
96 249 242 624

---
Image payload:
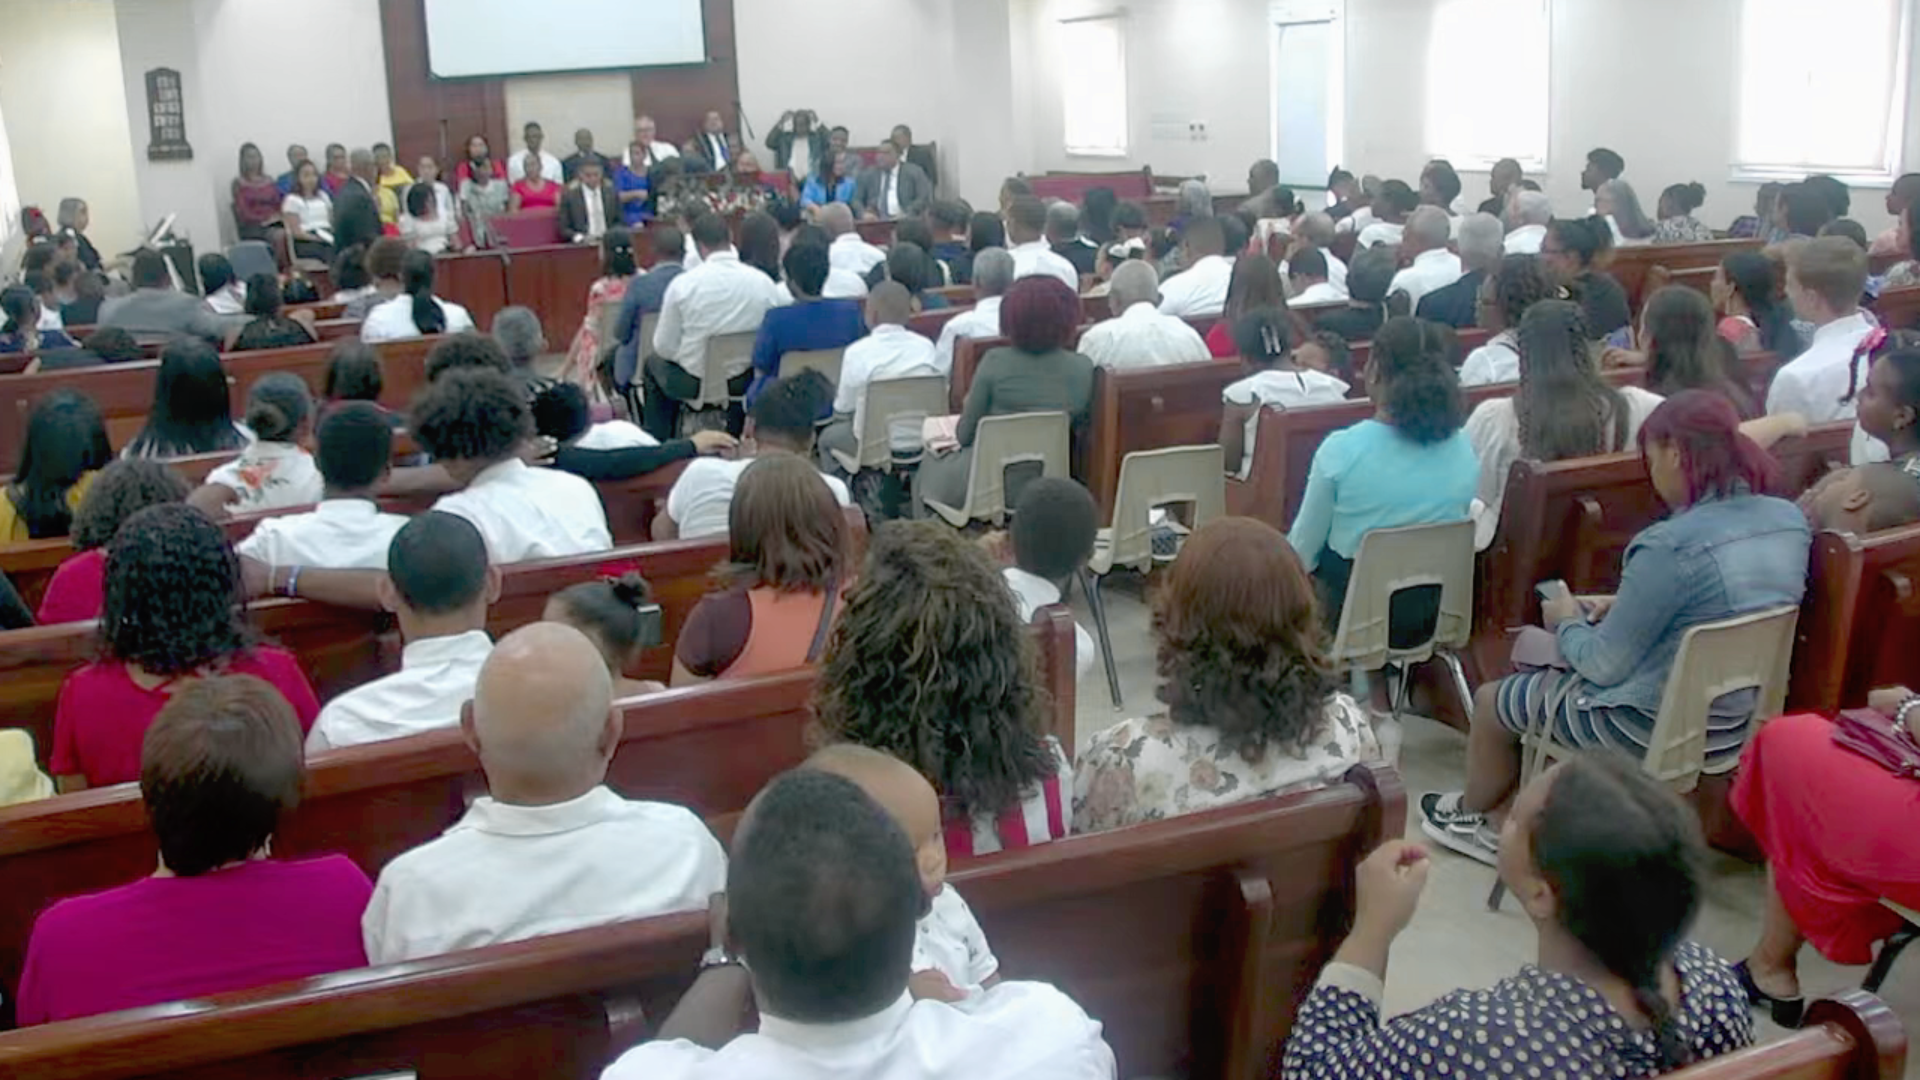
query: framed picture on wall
145 68 193 162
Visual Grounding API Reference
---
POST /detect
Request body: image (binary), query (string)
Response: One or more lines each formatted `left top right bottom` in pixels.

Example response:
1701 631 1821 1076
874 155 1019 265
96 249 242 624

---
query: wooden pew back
1607 239 1762 314
1085 360 1244 515
1666 992 1907 1079
1790 523 1920 714
1873 283 1920 332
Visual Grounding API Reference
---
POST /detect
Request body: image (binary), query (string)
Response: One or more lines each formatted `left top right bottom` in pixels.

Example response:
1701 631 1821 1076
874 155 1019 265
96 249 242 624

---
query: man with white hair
1290 212 1348 293
1387 206 1463 311
1047 201 1098 277
1504 190 1552 254
821 202 886 277
935 247 1013 372
1417 213 1504 329
360 622 727 964
1076 261 1210 370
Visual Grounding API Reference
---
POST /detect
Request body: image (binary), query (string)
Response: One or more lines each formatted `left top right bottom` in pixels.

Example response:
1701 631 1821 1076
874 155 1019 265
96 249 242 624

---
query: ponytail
0 285 36 341
401 250 446 335
1629 980 1692 1071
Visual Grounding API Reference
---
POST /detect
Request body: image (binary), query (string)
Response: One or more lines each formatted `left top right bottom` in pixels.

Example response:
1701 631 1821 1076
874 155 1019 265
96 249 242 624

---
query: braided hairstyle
1515 300 1629 461
1840 328 1920 407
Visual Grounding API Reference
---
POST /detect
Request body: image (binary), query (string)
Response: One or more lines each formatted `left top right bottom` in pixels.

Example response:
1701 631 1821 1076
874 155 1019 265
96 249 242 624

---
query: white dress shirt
1504 224 1547 254
362 786 726 965
400 210 459 255
880 166 904 218
433 458 612 562
667 456 852 540
205 282 247 316
573 420 658 451
835 324 943 429
829 233 888 277
305 630 494 754
1156 254 1233 318
821 267 871 300
934 296 1003 373
1324 251 1349 292
204 441 324 513
1458 331 1520 387
789 139 813 181
1002 566 1096 683
361 294 476 342
1388 249 1464 312
505 148 564 184
601 982 1116 1080
1467 387 1665 549
235 499 409 570
1076 302 1211 370
912 885 998 994
1009 240 1080 292
1355 221 1404 249
280 191 334 243
577 184 608 241
1222 368 1352 479
653 250 786 380
625 141 680 170
1288 281 1347 307
1335 205 1376 234
1765 311 1886 463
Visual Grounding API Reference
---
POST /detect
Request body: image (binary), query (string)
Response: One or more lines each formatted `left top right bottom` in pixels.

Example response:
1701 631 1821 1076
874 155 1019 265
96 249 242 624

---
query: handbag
1832 708 1920 779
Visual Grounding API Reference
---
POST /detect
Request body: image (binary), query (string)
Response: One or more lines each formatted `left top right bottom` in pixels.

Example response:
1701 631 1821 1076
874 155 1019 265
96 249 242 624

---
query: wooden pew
501 243 602 354
1789 523 1920 714
1607 238 1762 314
1667 992 1907 1079
0 608 1078 1012
906 305 968 342
0 760 1400 1080
1031 167 1155 202
1084 359 1245 515
948 314 1224 413
1873 283 1920 332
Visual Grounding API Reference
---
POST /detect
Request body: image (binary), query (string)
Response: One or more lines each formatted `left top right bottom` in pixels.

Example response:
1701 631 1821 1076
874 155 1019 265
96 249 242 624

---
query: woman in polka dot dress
1281 754 1754 1080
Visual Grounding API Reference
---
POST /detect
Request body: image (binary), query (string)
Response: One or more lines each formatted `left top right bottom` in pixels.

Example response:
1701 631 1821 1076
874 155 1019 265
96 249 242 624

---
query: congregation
2 84 1920 1080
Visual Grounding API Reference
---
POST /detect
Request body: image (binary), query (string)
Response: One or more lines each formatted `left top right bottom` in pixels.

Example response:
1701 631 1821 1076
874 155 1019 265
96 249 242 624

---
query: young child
1219 308 1352 478
806 744 1000 1001
999 477 1099 684
201 373 325 512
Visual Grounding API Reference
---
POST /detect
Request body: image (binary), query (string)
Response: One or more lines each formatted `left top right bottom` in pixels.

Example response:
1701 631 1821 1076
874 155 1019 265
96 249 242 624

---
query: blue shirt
745 298 867 408
614 166 650 227
610 263 685 387
1287 419 1478 567
801 175 855 208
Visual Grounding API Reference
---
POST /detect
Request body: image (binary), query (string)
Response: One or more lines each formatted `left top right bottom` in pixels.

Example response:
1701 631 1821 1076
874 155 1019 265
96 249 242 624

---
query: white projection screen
423 0 707 78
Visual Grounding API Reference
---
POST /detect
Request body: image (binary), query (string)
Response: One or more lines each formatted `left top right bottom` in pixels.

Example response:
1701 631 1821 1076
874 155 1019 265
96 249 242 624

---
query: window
1423 0 1549 171
1733 0 1912 182
1059 14 1128 157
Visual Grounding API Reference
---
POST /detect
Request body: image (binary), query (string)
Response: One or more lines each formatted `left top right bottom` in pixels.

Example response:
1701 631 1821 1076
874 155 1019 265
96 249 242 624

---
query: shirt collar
313 498 382 520
1003 566 1062 605
871 323 913 340
701 249 741 265
470 458 530 487
400 628 493 670
1011 240 1049 254
1119 301 1160 321
759 993 913 1050
1812 310 1874 344
1413 248 1455 267
460 785 626 838
241 440 304 461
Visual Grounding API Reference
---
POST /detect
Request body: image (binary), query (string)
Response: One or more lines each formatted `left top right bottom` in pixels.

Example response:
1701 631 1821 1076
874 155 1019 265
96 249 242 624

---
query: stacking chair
828 376 949 475
924 411 1070 528
683 331 757 435
1487 603 1800 910
1327 519 1478 722
1081 445 1226 708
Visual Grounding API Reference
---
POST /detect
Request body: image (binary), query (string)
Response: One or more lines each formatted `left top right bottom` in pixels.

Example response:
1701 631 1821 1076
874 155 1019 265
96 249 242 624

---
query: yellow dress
376 166 414 226
0 470 97 544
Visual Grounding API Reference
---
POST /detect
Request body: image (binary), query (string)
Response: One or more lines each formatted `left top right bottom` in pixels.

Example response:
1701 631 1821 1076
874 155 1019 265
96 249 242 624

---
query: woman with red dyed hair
915 275 1093 509
1421 390 1810 866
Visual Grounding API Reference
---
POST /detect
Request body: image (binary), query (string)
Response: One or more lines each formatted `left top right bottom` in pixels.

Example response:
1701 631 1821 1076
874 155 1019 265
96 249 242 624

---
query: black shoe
1733 960 1805 1028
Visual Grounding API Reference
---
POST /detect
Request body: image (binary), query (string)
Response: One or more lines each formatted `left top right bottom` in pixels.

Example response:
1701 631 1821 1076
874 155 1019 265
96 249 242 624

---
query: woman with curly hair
1074 518 1377 833
813 520 1066 858
50 504 319 790
35 459 190 624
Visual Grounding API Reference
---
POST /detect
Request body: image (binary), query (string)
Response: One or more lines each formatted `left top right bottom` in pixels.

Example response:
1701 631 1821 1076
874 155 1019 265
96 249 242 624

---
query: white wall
505 72 634 169
734 0 951 155
0 0 142 255
114 0 221 252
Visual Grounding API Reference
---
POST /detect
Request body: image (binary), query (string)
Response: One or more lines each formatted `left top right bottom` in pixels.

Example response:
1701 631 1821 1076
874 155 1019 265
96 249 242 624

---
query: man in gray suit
852 143 931 221
98 249 233 345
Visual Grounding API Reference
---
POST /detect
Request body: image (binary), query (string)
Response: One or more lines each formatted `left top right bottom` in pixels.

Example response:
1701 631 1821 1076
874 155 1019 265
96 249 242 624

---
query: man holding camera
767 108 832 182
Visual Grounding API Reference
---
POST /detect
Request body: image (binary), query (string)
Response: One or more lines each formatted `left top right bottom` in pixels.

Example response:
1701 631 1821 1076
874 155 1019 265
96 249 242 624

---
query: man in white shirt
1289 213 1348 293
236 403 409 570
305 511 499 754
599 769 1115 1080
1768 236 1885 463
1006 194 1080 291
821 202 886 278
1387 207 1463 312
625 114 680 172
935 248 1012 372
1504 190 1552 254
362 622 726 964
818 283 943 471
417 369 613 561
644 213 788 439
1077 261 1210 371
504 121 564 185
1156 216 1233 318
660 373 853 540
1287 249 1346 308
1355 180 1416 249
1003 478 1099 682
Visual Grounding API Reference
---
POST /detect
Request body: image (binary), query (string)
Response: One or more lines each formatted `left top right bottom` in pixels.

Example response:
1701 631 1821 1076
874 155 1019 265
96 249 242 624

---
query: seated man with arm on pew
233 403 409 570
1076 260 1211 371
934 247 1014 372
362 622 725 965
304 512 498 754
600 768 1115 1079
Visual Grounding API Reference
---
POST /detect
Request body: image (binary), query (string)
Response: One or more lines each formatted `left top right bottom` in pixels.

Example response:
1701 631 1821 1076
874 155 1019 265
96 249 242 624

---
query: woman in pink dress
508 152 561 213
561 228 637 397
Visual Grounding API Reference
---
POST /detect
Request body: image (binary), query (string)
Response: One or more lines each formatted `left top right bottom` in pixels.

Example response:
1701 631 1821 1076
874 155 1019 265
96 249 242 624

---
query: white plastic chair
778 347 847 385
1082 445 1226 708
1488 603 1799 909
1329 519 1478 720
924 411 1070 528
830 375 948 474
679 331 758 435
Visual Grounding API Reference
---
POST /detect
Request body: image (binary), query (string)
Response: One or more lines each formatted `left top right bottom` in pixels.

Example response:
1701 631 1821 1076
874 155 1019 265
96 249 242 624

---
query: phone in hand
1535 579 1573 606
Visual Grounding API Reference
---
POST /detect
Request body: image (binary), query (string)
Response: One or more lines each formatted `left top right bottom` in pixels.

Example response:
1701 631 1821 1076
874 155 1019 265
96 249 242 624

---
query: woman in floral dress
562 228 637 400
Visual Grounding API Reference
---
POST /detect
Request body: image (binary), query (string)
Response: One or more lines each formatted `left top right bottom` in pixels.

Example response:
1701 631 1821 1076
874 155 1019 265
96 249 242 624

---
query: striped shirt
943 738 1071 858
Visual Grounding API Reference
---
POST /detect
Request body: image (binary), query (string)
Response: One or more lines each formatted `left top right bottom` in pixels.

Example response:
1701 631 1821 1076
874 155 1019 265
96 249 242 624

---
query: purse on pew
1832 708 1920 779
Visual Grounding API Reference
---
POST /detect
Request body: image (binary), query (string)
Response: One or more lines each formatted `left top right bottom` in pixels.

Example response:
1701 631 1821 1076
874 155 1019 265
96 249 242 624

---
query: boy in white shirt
817 282 943 474
1219 311 1351 479
660 372 852 540
1000 477 1099 684
305 511 499 754
362 623 725 964
235 403 409 570
1768 236 1886 463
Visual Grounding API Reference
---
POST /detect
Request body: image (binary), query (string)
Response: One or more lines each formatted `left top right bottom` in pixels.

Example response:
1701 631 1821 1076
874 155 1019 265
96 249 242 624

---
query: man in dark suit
330 147 382 256
559 159 622 244
890 124 937 192
686 110 733 172
1416 212 1505 330
561 128 610 184
852 143 932 221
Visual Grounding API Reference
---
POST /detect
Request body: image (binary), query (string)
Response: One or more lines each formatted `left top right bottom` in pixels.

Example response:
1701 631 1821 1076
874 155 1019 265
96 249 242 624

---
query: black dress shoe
1733 960 1806 1028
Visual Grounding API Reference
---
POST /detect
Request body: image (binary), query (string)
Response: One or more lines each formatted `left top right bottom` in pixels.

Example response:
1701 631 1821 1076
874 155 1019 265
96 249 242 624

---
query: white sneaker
1418 791 1500 866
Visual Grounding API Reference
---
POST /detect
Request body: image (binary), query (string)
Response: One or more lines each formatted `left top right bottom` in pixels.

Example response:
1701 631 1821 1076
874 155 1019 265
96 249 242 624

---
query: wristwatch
699 944 743 972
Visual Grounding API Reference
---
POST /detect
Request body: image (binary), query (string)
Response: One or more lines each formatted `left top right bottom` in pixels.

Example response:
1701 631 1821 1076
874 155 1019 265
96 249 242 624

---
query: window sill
1729 165 1899 189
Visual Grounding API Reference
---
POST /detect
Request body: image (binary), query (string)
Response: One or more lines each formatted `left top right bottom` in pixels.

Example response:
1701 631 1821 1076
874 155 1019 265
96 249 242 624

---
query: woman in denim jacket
1422 390 1810 865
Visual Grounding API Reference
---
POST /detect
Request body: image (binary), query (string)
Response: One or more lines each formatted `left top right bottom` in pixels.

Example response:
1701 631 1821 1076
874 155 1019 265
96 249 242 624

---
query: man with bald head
818 282 941 472
1076 261 1210 371
1801 463 1920 534
361 621 726 964
1387 205 1464 311
821 201 886 277
331 146 383 255
935 247 1014 372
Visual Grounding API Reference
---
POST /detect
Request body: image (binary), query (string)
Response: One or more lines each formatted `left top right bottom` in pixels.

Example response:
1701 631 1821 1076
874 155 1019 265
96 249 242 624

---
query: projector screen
423 0 707 78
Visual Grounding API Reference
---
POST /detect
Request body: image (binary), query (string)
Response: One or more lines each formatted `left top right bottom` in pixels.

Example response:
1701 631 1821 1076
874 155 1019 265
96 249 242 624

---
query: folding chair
1080 445 1225 708
829 375 949 475
1487 604 1800 910
924 411 1070 528
1329 519 1478 721
778 347 847 385
682 331 757 436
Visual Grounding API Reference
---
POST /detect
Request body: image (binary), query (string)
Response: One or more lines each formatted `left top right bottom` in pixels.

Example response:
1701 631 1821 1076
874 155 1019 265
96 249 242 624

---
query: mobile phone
636 603 664 649
1535 580 1573 606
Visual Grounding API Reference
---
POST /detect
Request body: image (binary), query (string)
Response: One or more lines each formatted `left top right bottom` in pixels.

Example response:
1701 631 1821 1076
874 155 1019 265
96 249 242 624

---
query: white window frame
1729 0 1914 186
1421 0 1550 173
1059 12 1130 158
1268 0 1346 184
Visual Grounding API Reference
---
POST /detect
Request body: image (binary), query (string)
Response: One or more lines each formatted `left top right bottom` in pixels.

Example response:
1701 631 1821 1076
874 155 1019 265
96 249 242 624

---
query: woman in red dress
1730 689 1920 1027
508 152 561 213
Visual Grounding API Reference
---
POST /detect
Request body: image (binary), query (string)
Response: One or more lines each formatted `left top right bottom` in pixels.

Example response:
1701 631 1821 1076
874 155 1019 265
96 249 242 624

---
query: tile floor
1061 574 1920 1076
